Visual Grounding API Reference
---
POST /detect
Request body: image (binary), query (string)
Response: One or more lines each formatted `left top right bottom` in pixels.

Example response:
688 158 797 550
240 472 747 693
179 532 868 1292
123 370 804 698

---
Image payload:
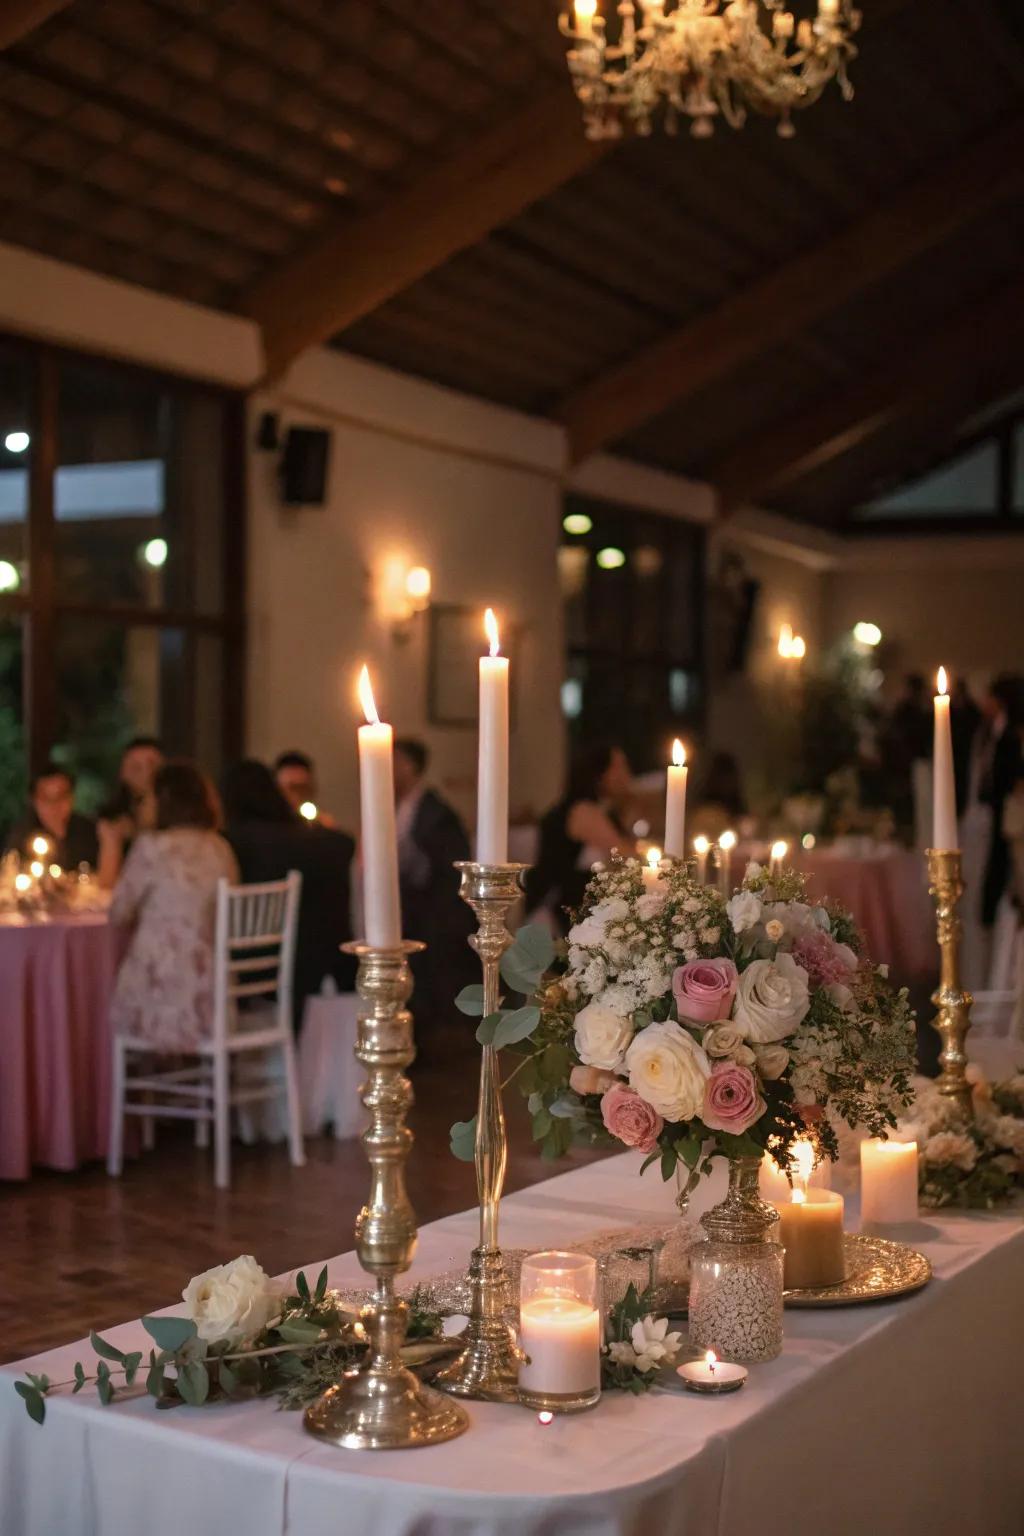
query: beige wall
246 353 568 836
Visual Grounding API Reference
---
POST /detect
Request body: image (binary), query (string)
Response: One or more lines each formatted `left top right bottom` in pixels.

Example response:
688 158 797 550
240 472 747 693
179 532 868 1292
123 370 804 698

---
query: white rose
625 1021 711 1121
752 1042 790 1080
764 919 785 943
182 1255 281 1347
574 999 634 1070
727 891 763 935
703 1023 755 1066
733 953 810 1042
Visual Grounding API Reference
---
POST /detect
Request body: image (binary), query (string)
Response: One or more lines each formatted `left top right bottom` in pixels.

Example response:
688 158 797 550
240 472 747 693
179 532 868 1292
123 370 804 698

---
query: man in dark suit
5 763 98 869
979 675 1024 927
393 738 475 1058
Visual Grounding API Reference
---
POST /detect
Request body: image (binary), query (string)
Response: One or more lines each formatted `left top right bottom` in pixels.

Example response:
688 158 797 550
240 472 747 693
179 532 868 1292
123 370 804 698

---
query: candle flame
575 0 597 19
672 738 685 768
770 839 788 862
357 665 379 726
719 829 737 851
791 1137 815 1194
704 1350 717 1367
646 845 662 869
49 864 61 878
693 834 710 855
31 835 49 857
937 665 948 697
14 872 31 892
484 606 500 658
778 623 793 658
29 861 44 878
299 801 318 822
791 1188 807 1205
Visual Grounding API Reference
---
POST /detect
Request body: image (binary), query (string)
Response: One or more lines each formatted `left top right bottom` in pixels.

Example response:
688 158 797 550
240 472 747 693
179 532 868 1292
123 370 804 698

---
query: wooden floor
0 1052 605 1366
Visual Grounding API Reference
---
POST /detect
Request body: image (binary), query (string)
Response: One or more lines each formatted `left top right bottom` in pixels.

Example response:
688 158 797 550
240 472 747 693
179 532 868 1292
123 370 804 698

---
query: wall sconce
376 555 432 642
777 623 806 661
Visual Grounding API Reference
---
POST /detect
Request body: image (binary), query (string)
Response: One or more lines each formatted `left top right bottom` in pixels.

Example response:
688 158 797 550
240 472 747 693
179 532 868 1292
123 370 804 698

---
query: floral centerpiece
902 1065 1024 1210
511 857 916 1194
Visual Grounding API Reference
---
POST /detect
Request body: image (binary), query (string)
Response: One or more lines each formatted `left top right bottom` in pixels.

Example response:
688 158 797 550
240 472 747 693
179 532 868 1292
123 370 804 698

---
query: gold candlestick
926 849 975 1123
305 941 468 1449
434 862 527 1402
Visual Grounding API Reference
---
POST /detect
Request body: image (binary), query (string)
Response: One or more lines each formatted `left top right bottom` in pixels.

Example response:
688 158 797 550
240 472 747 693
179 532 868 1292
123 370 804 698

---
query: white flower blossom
628 1315 683 1373
727 890 762 934
574 999 634 1070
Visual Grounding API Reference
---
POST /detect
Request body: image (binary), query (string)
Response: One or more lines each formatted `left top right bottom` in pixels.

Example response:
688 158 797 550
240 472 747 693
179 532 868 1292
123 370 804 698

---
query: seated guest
109 761 238 1050
222 759 356 1022
393 738 475 1050
274 749 335 826
96 736 165 888
5 763 98 869
526 742 636 932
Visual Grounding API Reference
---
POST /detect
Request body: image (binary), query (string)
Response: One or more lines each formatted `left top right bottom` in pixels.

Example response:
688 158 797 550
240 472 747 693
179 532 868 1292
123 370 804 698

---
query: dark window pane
55 361 226 614
0 345 32 597
857 440 999 519
0 617 26 836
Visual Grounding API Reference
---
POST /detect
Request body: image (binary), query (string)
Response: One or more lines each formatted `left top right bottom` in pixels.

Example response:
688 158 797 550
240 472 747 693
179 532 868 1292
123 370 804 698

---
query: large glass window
0 337 243 838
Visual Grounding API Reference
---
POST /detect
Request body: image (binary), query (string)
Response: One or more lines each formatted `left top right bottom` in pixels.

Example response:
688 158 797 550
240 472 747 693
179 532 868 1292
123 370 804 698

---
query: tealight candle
860 1137 919 1225
518 1251 600 1413
642 845 663 890
678 1350 747 1394
717 829 737 896
778 1189 846 1289
769 839 788 878
693 835 710 885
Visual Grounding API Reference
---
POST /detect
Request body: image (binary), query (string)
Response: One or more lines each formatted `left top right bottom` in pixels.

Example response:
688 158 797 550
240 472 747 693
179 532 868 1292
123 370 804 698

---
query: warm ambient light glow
562 512 593 536
853 621 882 647
484 606 500 658
31 835 50 857
4 430 29 453
0 560 19 592
537 1410 555 1426
29 861 44 878
141 537 168 569
672 738 685 768
404 565 431 606
771 839 788 863
792 1137 815 1193
704 1350 717 1371
595 546 626 570
693 834 710 856
719 829 737 852
936 666 948 697
299 801 317 822
48 864 61 878
14 873 31 893
358 665 379 726
790 634 806 660
646 845 663 869
778 623 793 657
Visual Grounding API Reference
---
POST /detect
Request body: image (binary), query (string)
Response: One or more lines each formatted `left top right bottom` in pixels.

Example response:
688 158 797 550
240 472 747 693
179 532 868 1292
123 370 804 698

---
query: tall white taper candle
933 667 958 851
664 739 688 859
477 608 509 864
357 666 402 948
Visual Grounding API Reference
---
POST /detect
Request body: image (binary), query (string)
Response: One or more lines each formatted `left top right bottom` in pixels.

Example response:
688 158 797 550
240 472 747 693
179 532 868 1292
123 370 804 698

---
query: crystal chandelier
559 0 860 140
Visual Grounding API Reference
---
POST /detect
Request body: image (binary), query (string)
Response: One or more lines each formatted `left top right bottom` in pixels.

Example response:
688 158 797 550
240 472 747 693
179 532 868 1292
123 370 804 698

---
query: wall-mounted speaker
280 426 331 506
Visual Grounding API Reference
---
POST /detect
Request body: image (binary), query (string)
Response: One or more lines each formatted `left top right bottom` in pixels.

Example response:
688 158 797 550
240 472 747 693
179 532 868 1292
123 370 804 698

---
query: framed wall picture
428 604 520 727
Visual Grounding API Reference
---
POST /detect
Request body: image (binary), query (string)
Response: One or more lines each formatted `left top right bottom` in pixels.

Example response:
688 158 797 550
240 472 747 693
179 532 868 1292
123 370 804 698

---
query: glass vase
687 1156 784 1363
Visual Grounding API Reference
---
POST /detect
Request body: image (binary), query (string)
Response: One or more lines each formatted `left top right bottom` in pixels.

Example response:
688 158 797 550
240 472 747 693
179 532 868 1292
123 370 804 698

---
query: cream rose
182 1255 281 1347
703 1023 755 1065
752 1042 790 1080
625 1021 711 1122
574 999 634 1070
733 953 810 1042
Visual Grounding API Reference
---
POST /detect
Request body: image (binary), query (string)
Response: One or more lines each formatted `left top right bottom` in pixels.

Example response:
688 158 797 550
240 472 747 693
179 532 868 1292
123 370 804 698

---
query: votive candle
860 1138 919 1225
518 1251 600 1411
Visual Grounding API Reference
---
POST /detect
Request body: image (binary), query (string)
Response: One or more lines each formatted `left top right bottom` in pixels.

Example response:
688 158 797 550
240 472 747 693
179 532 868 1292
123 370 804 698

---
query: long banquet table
2 1152 1022 1536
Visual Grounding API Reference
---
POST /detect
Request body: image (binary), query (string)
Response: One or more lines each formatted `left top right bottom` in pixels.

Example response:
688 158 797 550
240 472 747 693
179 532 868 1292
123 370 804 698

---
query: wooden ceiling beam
556 114 1024 464
241 88 609 380
709 276 1024 512
0 0 68 50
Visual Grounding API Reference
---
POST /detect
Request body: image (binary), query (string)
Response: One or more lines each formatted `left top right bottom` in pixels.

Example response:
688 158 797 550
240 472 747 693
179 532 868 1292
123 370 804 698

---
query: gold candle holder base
926 849 975 1124
434 862 528 1403
304 941 468 1450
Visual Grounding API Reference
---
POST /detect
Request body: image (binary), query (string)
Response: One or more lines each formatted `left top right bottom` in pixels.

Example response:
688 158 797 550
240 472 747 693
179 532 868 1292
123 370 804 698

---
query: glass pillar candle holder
518 1252 601 1413
688 1239 785 1363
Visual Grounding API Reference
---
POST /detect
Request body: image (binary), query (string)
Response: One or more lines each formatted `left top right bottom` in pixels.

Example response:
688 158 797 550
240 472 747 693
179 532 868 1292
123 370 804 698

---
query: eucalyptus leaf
455 984 486 1017
548 1093 583 1121
475 1012 502 1046
296 1270 310 1303
123 1351 143 1386
15 1382 45 1425
276 1317 323 1345
499 924 555 993
96 1377 114 1406
73 1362 86 1392
142 1316 197 1353
491 1006 539 1049
218 1361 238 1396
89 1331 126 1364
531 1106 553 1140
26 1373 50 1393
449 1116 477 1161
176 1361 210 1407
660 1146 679 1182
146 1356 166 1398
314 1265 328 1303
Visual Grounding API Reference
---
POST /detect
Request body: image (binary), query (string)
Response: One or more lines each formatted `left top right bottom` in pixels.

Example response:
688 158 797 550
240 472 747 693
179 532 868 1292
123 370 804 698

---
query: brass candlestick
304 940 468 1450
926 849 975 1123
434 862 527 1402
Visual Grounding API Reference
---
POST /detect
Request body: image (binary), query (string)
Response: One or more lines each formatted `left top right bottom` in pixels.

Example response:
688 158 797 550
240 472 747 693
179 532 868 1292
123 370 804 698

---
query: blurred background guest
950 678 981 821
4 763 98 869
881 673 932 829
109 761 237 1050
979 674 1024 928
96 736 165 888
693 749 747 833
222 759 356 1024
526 741 635 933
274 749 335 826
392 737 474 1054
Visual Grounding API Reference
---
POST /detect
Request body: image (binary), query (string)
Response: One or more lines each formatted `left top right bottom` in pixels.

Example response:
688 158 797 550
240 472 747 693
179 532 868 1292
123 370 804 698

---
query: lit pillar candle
760 1137 830 1205
933 666 958 851
769 839 787 879
642 845 663 890
717 829 737 896
518 1252 601 1410
778 1188 846 1289
860 1138 919 1225
477 608 509 865
693 834 710 885
356 666 402 948
664 739 688 859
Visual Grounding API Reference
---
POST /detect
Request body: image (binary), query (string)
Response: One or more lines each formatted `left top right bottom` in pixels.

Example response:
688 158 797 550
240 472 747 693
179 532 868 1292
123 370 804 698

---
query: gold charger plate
784 1232 931 1307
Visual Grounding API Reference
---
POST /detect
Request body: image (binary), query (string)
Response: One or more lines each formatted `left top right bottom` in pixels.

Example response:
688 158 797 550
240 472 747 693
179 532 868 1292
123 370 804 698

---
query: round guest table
0 909 121 1180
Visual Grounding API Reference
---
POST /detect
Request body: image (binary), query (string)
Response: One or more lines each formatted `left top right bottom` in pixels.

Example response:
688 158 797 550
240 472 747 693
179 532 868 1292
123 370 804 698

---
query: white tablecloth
2 1156 1022 1536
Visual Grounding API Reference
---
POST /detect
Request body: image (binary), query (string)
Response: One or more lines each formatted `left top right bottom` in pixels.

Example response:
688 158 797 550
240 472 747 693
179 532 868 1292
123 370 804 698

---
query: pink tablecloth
0 912 121 1179
792 848 934 981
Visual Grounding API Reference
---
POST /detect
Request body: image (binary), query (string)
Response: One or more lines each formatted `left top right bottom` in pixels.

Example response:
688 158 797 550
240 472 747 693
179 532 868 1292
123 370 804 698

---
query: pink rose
791 929 857 987
570 1064 619 1097
673 958 738 1025
701 1063 766 1135
600 1084 664 1154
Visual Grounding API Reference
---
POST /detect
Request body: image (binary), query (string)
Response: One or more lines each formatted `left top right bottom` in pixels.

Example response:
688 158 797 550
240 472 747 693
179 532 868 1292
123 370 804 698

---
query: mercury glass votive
688 1239 784 1363
518 1251 601 1413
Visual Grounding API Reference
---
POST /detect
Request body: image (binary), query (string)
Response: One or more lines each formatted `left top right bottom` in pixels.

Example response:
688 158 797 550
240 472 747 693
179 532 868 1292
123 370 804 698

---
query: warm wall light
4 430 29 453
596 546 626 570
853 621 882 648
778 624 806 661
0 560 20 592
405 565 431 609
563 512 593 535
790 634 806 660
376 554 433 640
140 537 168 569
